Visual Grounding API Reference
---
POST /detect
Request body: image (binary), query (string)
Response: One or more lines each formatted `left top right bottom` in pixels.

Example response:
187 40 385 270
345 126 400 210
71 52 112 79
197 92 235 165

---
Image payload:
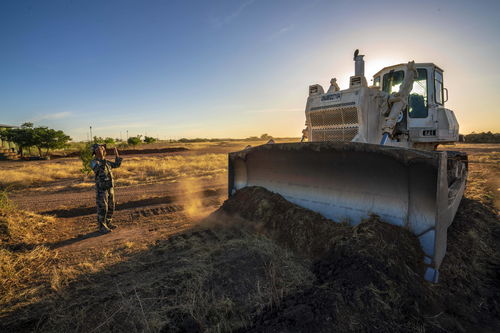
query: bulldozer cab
373 64 457 146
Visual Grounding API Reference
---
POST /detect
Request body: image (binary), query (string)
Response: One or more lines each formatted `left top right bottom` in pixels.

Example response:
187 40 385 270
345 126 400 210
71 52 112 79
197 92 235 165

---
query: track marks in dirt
41 188 224 219
42 196 176 218
130 204 183 219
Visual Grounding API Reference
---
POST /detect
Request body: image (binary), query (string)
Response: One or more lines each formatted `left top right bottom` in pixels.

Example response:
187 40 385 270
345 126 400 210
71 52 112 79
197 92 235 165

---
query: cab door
407 67 435 129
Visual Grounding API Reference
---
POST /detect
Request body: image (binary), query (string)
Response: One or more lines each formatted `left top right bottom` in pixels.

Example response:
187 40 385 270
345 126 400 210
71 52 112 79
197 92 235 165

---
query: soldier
90 144 123 233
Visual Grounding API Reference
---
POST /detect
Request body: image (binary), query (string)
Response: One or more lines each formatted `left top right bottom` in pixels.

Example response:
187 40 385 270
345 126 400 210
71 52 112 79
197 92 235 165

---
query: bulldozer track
130 204 184 219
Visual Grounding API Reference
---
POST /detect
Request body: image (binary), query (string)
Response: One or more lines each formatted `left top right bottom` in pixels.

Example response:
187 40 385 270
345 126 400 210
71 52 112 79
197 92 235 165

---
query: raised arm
108 148 123 168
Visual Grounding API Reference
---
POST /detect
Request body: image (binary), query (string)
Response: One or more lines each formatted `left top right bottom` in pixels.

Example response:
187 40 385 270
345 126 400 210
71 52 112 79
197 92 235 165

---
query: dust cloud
175 178 220 220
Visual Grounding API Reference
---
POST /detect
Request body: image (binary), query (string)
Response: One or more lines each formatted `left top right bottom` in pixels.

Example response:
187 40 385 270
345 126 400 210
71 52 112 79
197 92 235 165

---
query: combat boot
106 220 117 229
98 221 112 234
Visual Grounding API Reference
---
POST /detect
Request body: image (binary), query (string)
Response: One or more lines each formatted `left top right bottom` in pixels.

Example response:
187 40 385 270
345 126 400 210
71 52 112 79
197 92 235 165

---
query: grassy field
0 153 228 189
0 139 298 189
0 142 498 332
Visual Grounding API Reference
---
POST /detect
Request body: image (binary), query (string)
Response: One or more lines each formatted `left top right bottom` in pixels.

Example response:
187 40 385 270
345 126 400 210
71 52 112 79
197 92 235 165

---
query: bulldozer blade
228 142 467 282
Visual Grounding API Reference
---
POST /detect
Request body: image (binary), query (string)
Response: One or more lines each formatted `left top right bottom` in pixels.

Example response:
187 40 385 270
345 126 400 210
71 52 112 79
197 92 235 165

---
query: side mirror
443 88 449 103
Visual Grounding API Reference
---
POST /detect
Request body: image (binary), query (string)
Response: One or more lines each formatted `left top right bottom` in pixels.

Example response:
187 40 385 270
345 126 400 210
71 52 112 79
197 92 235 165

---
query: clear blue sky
1 0 499 140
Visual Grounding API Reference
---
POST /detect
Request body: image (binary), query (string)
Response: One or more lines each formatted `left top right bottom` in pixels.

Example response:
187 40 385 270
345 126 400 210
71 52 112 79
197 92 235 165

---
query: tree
5 123 37 157
33 127 71 157
104 137 115 145
143 136 157 144
1 124 71 158
260 133 273 140
127 136 141 146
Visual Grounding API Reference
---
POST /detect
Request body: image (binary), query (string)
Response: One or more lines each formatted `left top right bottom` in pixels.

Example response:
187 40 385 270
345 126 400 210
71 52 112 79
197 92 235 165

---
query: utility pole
126 130 129 141
90 126 93 142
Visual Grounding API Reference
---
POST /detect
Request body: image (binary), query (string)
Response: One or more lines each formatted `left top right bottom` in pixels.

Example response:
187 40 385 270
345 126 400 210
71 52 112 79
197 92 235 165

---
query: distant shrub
144 136 157 144
104 137 115 145
178 138 209 143
127 136 142 146
117 142 129 149
93 137 115 145
79 143 94 175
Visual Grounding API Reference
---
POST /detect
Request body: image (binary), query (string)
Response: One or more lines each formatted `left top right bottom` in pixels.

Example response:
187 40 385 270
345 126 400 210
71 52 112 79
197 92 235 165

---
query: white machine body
304 62 459 150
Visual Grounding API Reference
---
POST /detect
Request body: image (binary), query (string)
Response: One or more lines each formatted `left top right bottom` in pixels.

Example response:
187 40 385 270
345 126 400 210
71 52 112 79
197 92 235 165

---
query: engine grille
309 107 359 142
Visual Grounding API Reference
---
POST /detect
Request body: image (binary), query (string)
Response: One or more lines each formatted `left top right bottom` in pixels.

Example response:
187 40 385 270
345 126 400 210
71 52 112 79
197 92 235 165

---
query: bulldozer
228 50 468 282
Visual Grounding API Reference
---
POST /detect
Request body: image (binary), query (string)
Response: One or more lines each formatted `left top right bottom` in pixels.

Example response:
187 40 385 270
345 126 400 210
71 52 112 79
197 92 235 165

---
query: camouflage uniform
91 155 122 231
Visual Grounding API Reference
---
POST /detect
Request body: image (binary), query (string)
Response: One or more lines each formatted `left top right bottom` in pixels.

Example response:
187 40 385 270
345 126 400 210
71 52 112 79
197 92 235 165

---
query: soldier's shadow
3 231 105 253
48 231 104 249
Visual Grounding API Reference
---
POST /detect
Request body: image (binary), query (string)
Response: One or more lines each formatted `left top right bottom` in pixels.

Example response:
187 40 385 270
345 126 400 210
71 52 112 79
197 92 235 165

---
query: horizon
1 0 499 140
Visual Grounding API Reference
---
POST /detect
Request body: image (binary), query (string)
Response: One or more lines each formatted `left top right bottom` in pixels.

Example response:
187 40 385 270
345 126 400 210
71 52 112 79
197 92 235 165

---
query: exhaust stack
350 49 367 88
354 49 365 76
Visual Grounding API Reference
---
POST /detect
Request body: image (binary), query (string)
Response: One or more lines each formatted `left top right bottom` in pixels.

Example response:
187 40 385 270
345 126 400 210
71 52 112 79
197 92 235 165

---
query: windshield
383 68 428 118
382 70 404 94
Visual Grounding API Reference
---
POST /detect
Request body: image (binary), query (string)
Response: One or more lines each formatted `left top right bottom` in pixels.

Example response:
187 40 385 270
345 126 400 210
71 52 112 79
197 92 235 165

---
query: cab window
435 71 444 105
408 69 428 118
382 70 404 94
373 76 381 87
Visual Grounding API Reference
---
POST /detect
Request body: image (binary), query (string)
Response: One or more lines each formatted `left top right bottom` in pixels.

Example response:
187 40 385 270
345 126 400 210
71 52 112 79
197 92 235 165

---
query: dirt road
10 176 227 264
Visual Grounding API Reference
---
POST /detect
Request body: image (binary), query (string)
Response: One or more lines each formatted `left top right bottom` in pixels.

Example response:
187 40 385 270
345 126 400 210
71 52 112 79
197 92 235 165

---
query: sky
0 0 499 141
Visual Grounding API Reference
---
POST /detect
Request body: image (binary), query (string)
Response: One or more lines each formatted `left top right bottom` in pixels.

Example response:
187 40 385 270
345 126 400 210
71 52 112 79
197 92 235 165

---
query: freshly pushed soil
217 186 500 333
216 186 352 258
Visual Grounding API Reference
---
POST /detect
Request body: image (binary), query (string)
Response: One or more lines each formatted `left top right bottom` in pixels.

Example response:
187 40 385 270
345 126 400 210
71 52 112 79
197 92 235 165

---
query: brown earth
8 176 226 253
0 143 499 332
229 188 500 333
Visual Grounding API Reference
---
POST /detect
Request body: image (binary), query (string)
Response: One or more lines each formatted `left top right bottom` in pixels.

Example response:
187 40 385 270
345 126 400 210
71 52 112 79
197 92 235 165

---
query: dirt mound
244 219 437 333
218 186 500 332
216 186 351 258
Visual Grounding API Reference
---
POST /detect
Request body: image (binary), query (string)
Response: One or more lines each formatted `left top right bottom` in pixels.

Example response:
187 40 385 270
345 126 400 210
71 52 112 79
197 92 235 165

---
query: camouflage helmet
91 143 107 155
91 143 100 155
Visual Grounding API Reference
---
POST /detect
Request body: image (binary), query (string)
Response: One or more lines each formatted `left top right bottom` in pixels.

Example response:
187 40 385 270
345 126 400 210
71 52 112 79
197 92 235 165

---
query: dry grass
0 246 55 312
0 162 81 187
0 199 58 315
1 216 314 332
0 153 227 189
0 138 300 189
114 153 227 186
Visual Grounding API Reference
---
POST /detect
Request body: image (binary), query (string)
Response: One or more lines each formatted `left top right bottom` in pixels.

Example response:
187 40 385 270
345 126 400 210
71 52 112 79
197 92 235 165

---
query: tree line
0 123 71 158
464 132 500 143
92 135 157 146
177 133 274 143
